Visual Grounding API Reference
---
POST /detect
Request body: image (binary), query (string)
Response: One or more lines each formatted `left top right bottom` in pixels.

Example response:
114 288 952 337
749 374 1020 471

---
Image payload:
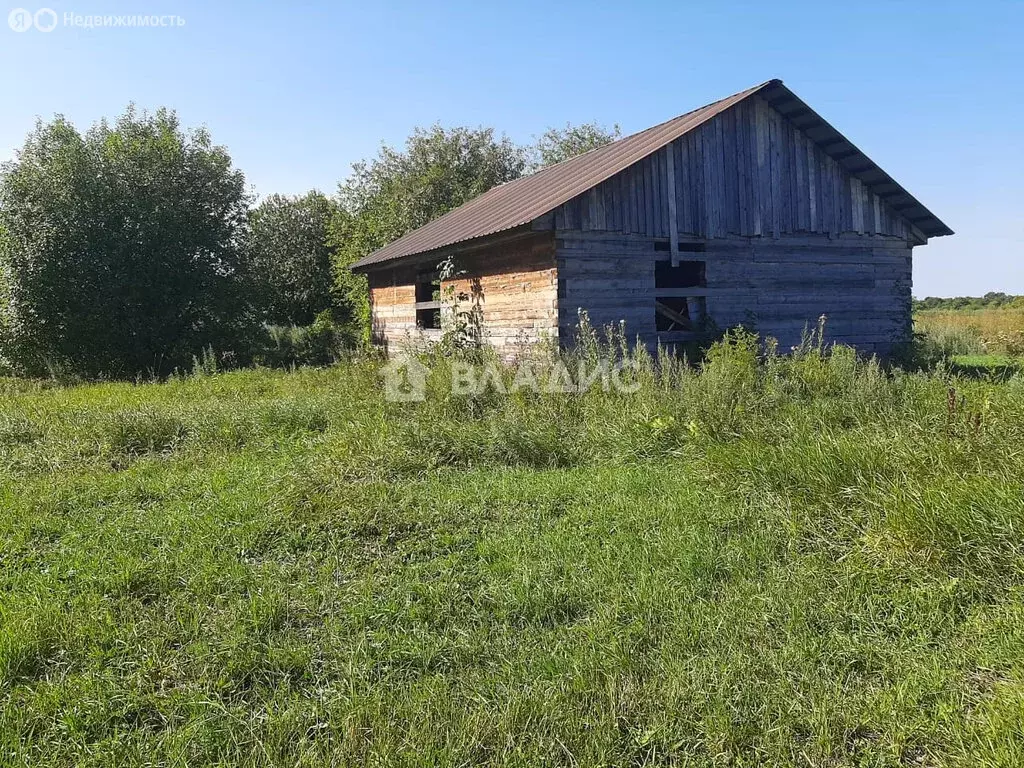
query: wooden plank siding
554 233 913 356
556 234 659 341
553 95 911 242
367 231 558 357
367 267 418 349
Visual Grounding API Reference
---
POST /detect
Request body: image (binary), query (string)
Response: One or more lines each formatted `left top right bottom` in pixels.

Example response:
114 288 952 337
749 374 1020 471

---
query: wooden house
350 80 952 357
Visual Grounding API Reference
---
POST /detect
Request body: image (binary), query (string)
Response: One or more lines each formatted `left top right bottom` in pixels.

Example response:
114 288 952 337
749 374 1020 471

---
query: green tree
533 121 621 168
248 191 337 326
328 206 371 344
0 107 252 378
331 125 525 341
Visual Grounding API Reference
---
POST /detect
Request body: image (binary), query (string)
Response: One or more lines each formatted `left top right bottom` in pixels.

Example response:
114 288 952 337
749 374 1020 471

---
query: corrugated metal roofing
351 79 951 270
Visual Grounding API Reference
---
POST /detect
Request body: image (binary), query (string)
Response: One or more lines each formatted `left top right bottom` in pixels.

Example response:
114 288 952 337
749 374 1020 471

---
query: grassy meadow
1 334 1024 766
915 306 1024 363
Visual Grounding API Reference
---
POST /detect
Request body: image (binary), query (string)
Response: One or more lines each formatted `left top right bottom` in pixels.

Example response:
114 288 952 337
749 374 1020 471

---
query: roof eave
351 223 539 274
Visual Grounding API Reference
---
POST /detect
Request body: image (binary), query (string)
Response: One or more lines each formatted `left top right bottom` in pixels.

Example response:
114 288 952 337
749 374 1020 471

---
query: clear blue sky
2 0 1021 296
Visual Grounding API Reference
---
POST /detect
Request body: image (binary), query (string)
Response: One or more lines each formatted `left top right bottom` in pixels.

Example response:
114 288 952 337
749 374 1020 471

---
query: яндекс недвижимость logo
8 8 185 31
8 7 56 32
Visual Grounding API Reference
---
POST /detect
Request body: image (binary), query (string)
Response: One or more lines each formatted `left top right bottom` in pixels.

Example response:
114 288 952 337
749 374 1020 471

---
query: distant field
2 342 1024 766
915 307 1024 357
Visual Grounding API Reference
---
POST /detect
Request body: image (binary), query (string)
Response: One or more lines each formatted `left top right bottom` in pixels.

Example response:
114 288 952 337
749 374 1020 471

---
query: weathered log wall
704 236 912 354
367 266 418 350
555 232 912 356
367 231 558 357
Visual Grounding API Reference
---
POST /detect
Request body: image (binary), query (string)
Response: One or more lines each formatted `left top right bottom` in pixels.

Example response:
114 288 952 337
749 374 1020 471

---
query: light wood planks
368 232 558 356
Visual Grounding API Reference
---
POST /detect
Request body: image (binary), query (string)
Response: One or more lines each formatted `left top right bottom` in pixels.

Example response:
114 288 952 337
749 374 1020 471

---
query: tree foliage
330 125 526 341
533 121 621 168
913 293 1024 312
335 124 525 254
0 108 625 374
0 107 251 378
248 191 337 326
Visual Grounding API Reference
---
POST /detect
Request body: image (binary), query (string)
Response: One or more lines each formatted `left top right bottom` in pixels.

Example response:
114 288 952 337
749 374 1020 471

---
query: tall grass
1 334 1023 766
916 307 1024 356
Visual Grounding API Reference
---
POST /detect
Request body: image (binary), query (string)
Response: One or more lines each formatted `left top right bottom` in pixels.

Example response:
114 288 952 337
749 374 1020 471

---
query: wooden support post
655 300 691 330
665 146 679 266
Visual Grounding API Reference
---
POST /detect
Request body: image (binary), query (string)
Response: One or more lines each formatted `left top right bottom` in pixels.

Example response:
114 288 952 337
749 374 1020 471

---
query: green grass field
2 339 1024 766
915 307 1024 360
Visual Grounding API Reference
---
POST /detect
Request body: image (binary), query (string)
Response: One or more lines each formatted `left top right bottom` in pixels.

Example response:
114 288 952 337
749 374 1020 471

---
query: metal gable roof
351 79 951 271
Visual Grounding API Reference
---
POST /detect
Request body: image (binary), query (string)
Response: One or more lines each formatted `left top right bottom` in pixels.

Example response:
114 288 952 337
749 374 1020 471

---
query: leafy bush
247 191 339 326
914 292 1024 311
255 310 355 369
0 107 252 378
